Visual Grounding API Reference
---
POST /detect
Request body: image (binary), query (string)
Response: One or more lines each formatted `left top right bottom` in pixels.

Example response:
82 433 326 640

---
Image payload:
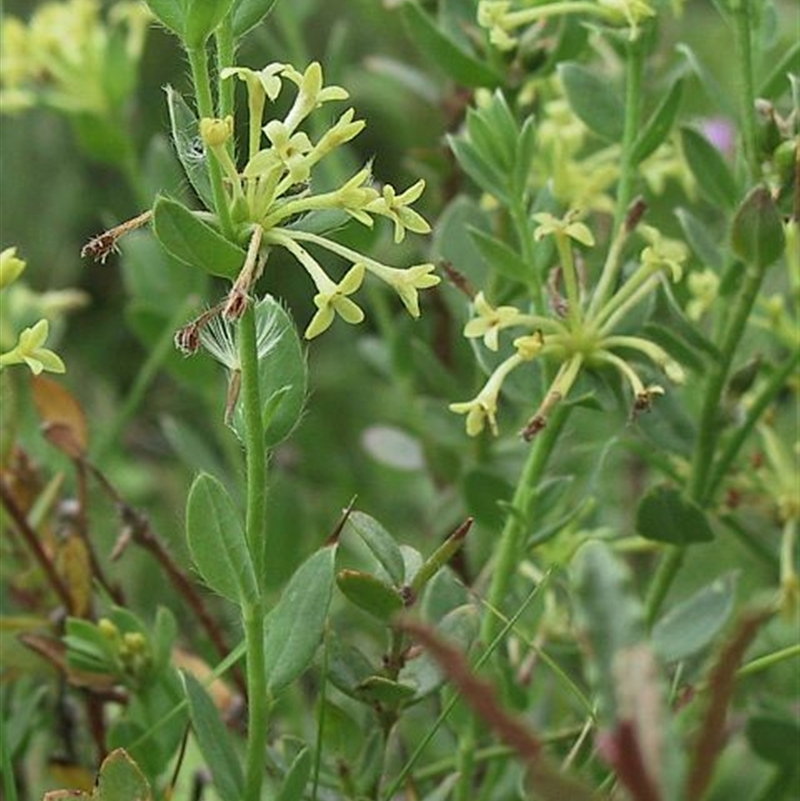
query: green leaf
462 468 513 531
186 473 258 605
468 227 530 283
448 135 509 203
43 749 153 801
264 544 337 695
511 116 537 199
346 511 406 585
571 541 645 721
680 126 737 210
233 0 280 36
327 635 375 698
336 569 405 621
183 671 244 801
636 484 715 545
165 86 214 209
730 185 786 269
399 2 502 89
152 196 245 279
759 41 800 100
184 0 235 47
631 77 684 164
144 0 184 37
652 573 738 662
152 607 178 673
558 62 624 142
675 207 724 270
230 296 308 448
355 675 416 705
275 746 312 801
746 714 800 769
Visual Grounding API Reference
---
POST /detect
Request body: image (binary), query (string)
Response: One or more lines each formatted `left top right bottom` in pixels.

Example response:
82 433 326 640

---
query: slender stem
510 197 544 313
243 602 269 801
731 0 759 183
706 349 800 502
647 257 775 626
613 34 645 235
482 405 570 645
215 17 236 120
186 44 235 239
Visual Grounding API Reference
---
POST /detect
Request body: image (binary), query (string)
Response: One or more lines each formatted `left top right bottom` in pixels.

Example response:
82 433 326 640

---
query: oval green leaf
631 77 684 164
275 745 312 801
652 572 738 662
186 472 257 605
399 2 501 89
558 62 624 142
731 185 786 269
230 296 308 448
636 484 715 545
233 0 280 36
337 569 404 622
680 126 737 210
152 196 245 279
183 671 244 801
264 543 337 695
346 511 406 585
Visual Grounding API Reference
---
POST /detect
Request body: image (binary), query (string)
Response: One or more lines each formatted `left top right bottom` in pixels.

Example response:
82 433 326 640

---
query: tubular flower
450 209 687 438
0 319 65 375
363 180 431 243
305 263 366 339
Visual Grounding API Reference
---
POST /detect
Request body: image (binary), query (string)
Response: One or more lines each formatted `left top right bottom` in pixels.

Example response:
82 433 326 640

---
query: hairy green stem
731 0 759 183
243 602 269 801
613 34 645 235
215 17 236 120
239 298 269 801
647 255 775 626
186 44 235 239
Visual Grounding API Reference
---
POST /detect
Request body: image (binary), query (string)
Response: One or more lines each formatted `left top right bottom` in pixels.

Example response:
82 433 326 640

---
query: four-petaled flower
306 263 366 339
366 262 440 317
464 291 526 351
365 180 431 243
0 319 65 375
533 211 595 247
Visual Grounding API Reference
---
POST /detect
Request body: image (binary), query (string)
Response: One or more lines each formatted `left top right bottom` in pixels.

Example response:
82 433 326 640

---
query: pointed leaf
152 196 245 279
165 86 214 209
680 126 737 210
43 748 152 801
468 227 530 283
233 0 280 36
730 185 785 269
186 473 257 605
559 62 624 142
336 569 404 621
275 745 312 801
345 511 406 585
264 543 337 695
144 0 184 36
183 671 244 801
355 675 416 705
230 296 308 447
676 207 724 270
631 78 684 164
653 573 737 662
399 2 501 89
636 484 715 545
184 0 235 47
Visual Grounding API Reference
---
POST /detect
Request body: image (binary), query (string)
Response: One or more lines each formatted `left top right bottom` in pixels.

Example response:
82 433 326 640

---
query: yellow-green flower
533 211 595 247
364 180 431 244
0 246 26 289
366 262 440 317
464 291 526 351
305 263 366 339
0 318 65 374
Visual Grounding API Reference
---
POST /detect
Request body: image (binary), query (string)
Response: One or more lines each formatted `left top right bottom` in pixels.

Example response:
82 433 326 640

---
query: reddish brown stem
0 478 72 610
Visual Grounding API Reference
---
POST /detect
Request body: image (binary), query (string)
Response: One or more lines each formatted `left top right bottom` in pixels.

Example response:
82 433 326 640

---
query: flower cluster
449 212 687 438
478 0 657 51
197 61 439 339
0 0 151 115
0 247 84 375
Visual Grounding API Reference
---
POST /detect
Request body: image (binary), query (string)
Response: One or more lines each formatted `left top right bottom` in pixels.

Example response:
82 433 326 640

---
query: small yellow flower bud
200 116 234 148
0 247 26 289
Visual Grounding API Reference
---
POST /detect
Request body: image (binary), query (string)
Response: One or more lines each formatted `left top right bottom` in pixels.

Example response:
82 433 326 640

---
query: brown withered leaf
31 375 89 459
54 532 93 618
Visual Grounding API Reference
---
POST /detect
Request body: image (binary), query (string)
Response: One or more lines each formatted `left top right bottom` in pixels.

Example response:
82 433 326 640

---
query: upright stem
731 0 759 183
613 34 645 236
243 601 269 801
186 43 235 239
238 300 269 801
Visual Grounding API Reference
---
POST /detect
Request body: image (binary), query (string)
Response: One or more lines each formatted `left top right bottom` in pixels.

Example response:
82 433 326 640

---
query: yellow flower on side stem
464 291 527 351
364 180 431 243
305 263 366 339
0 318 65 374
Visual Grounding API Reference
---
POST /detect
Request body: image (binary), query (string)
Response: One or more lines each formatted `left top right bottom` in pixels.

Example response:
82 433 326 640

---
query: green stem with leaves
186 43 235 240
730 0 759 183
